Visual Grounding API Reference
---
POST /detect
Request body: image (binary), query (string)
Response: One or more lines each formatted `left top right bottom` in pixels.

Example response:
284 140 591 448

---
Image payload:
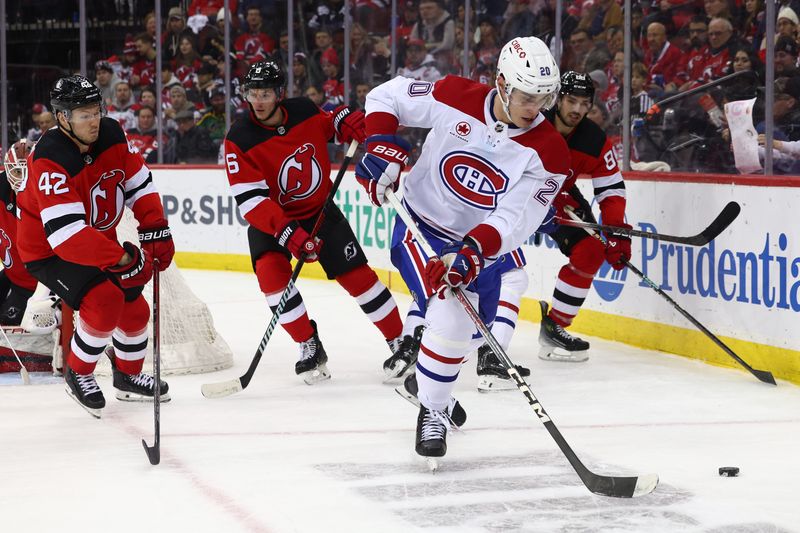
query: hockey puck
718 466 740 477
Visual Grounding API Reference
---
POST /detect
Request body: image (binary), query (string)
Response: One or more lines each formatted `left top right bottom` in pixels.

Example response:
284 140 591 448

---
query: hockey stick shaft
0 325 30 385
564 209 775 386
556 201 740 246
386 190 658 498
201 140 359 398
142 263 161 464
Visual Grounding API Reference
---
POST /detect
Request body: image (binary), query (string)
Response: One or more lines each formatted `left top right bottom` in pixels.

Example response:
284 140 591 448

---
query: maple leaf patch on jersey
438 151 509 210
277 143 323 206
90 169 126 230
0 229 13 268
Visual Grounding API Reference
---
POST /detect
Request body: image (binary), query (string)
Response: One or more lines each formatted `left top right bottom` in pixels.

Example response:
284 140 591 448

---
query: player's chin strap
57 112 94 147
495 77 514 123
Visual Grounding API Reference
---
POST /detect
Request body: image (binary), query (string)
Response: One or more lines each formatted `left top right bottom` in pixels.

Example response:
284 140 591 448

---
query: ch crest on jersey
438 151 509 210
277 143 322 206
0 229 13 268
90 169 126 230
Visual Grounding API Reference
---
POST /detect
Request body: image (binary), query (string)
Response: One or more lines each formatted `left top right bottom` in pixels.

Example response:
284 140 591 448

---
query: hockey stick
201 140 359 398
142 262 161 465
386 190 658 498
556 201 740 246
0 326 31 385
565 209 776 386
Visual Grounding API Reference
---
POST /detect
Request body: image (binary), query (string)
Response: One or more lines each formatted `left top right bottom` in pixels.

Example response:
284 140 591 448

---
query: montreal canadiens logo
277 143 322 205
0 229 12 268
455 121 471 136
90 169 126 230
438 151 509 210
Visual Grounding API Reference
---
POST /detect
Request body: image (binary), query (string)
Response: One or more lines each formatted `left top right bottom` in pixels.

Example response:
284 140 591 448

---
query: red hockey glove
107 242 153 289
355 135 410 206
604 225 632 270
138 223 174 271
424 239 483 299
276 221 322 262
332 105 366 144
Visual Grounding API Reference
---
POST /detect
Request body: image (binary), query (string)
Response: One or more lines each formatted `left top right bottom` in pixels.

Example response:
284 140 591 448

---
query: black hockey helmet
559 71 595 101
50 75 103 114
242 60 285 99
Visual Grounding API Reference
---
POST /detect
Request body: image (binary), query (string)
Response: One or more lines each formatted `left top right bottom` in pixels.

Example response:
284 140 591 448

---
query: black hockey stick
142 263 161 465
564 209 776 386
386 191 659 498
201 140 359 398
556 201 740 246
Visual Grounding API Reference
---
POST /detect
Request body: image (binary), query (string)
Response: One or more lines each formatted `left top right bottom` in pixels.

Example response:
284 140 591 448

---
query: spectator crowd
13 0 800 172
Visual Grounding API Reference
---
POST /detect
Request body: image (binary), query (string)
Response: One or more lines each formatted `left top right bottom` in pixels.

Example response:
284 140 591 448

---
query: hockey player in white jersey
355 37 571 464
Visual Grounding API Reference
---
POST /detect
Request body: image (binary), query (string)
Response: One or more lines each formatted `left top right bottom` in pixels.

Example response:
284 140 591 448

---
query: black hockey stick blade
694 201 741 245
142 438 160 465
556 201 741 246
625 260 776 386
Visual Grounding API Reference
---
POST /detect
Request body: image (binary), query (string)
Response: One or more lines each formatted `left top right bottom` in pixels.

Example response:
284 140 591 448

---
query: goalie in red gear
16 75 174 417
222 61 404 384
537 71 631 362
0 140 40 325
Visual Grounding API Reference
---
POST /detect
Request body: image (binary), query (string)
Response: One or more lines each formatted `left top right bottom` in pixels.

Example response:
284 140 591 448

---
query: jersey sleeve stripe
125 164 151 191
124 173 156 207
234 187 269 206
46 220 86 249
594 182 626 201
592 172 625 188
40 202 86 225
230 181 269 197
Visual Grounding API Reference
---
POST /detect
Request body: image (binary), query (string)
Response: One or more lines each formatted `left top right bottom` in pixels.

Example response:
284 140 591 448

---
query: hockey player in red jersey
0 140 40 325
17 76 174 417
223 61 404 384
537 71 631 362
357 37 570 463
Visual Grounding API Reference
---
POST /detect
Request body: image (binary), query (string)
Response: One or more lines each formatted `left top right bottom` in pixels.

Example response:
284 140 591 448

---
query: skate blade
477 375 518 393
394 383 421 408
300 363 331 385
382 360 414 383
538 346 589 363
65 385 103 419
115 390 172 403
426 457 439 473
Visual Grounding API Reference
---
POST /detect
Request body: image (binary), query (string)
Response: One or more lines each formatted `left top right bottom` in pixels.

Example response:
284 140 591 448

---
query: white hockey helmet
496 37 560 118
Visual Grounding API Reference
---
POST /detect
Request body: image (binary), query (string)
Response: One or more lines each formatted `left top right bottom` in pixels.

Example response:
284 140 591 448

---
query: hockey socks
337 265 402 341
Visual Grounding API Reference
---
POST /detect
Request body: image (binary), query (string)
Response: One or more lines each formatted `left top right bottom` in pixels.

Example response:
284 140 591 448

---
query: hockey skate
383 325 424 381
295 320 331 385
395 373 467 428
64 368 105 418
416 404 451 472
538 301 590 362
107 347 171 402
476 344 531 392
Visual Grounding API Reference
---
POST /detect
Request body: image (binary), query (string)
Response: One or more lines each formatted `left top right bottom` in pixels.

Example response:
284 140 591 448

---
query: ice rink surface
1 269 798 533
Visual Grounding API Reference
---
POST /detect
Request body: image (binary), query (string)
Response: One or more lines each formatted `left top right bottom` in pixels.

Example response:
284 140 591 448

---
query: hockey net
69 209 234 376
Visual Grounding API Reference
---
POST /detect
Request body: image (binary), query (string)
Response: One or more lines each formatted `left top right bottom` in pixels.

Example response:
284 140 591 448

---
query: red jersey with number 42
17 117 166 269
223 97 336 235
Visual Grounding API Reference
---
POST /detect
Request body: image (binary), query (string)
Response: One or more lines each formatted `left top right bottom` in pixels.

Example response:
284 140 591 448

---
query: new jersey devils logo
0 229 13 269
90 170 126 230
277 144 322 206
438 152 509 210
